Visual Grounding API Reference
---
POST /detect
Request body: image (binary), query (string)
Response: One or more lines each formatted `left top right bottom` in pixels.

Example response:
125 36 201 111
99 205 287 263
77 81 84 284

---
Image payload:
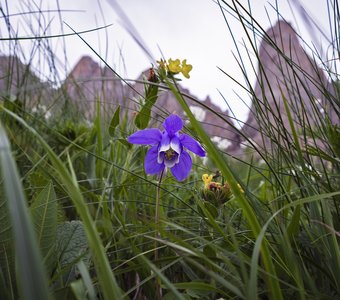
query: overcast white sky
0 0 334 122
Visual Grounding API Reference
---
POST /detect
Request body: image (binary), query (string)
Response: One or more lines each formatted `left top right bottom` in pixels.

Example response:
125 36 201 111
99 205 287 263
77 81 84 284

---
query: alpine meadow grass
0 0 339 299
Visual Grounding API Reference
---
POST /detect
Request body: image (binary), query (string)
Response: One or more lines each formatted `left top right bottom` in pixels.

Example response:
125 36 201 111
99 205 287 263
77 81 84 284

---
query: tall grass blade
0 176 15 299
0 124 51 300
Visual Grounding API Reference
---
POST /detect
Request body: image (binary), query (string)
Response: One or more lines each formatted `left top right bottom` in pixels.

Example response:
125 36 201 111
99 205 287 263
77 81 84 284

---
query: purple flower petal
145 146 165 174
179 134 205 157
170 135 182 155
127 129 162 145
170 150 192 181
159 132 171 153
157 151 165 164
163 114 183 137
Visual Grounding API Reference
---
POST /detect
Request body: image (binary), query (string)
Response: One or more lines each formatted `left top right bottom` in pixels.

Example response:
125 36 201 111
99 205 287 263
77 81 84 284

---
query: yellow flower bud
157 59 166 70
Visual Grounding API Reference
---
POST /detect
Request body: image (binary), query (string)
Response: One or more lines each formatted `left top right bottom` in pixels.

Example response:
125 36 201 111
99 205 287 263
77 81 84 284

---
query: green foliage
0 1 339 299
29 182 58 273
0 125 51 300
135 74 159 129
54 221 89 283
0 177 15 300
109 105 121 137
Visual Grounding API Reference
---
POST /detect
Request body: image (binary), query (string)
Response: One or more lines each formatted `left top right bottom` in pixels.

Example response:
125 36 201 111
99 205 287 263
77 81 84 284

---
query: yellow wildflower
181 59 193 78
202 174 213 189
201 174 232 206
168 58 181 73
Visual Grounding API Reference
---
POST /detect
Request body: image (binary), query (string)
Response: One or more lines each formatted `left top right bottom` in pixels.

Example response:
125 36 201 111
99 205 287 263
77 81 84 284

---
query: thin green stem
155 168 165 227
155 168 165 300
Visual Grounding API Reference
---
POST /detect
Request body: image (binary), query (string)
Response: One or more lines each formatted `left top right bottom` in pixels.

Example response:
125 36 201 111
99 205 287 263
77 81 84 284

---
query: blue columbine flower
127 114 205 181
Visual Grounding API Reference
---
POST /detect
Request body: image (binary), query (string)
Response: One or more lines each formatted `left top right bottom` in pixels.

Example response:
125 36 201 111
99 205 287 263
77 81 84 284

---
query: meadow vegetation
0 1 339 299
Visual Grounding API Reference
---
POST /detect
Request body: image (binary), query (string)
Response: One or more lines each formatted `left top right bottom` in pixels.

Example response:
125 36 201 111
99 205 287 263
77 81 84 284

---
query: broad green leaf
52 221 89 289
29 182 57 263
55 221 88 268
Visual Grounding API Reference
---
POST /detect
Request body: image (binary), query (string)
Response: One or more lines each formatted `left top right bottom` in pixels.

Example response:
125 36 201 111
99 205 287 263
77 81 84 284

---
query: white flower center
158 146 180 168
164 148 176 161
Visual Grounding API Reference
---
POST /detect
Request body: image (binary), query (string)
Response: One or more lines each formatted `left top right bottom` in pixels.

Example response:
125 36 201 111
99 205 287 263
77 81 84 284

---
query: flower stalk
155 168 164 227
154 169 164 300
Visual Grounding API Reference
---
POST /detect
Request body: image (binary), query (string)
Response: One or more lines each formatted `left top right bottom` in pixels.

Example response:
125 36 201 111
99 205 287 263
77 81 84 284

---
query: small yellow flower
168 58 181 73
181 59 193 78
201 174 232 206
202 174 213 189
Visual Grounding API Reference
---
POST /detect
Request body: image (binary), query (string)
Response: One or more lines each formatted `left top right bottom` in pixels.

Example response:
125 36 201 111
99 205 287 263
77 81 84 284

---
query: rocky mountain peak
0 20 337 158
242 20 338 152
68 55 102 80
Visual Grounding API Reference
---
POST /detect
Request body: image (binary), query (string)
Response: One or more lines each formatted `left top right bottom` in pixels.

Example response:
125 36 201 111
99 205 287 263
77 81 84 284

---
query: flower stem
155 168 164 226
155 169 164 300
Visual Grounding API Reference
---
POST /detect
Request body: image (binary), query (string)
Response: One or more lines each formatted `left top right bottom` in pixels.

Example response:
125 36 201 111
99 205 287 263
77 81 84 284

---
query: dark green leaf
55 221 88 268
135 84 159 129
117 138 132 149
30 182 58 262
109 105 121 137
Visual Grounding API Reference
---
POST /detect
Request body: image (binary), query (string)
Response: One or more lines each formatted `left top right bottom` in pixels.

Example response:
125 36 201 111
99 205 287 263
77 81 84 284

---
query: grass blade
0 124 51 300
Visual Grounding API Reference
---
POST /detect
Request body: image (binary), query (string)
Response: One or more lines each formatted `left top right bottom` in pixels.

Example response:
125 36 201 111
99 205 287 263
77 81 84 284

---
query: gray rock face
242 20 338 152
0 55 51 104
64 58 240 152
1 20 337 158
0 54 239 153
63 55 129 118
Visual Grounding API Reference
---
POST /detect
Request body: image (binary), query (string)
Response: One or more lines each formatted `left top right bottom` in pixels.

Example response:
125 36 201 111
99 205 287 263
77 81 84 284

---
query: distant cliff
0 20 338 158
63 55 241 154
242 21 339 152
